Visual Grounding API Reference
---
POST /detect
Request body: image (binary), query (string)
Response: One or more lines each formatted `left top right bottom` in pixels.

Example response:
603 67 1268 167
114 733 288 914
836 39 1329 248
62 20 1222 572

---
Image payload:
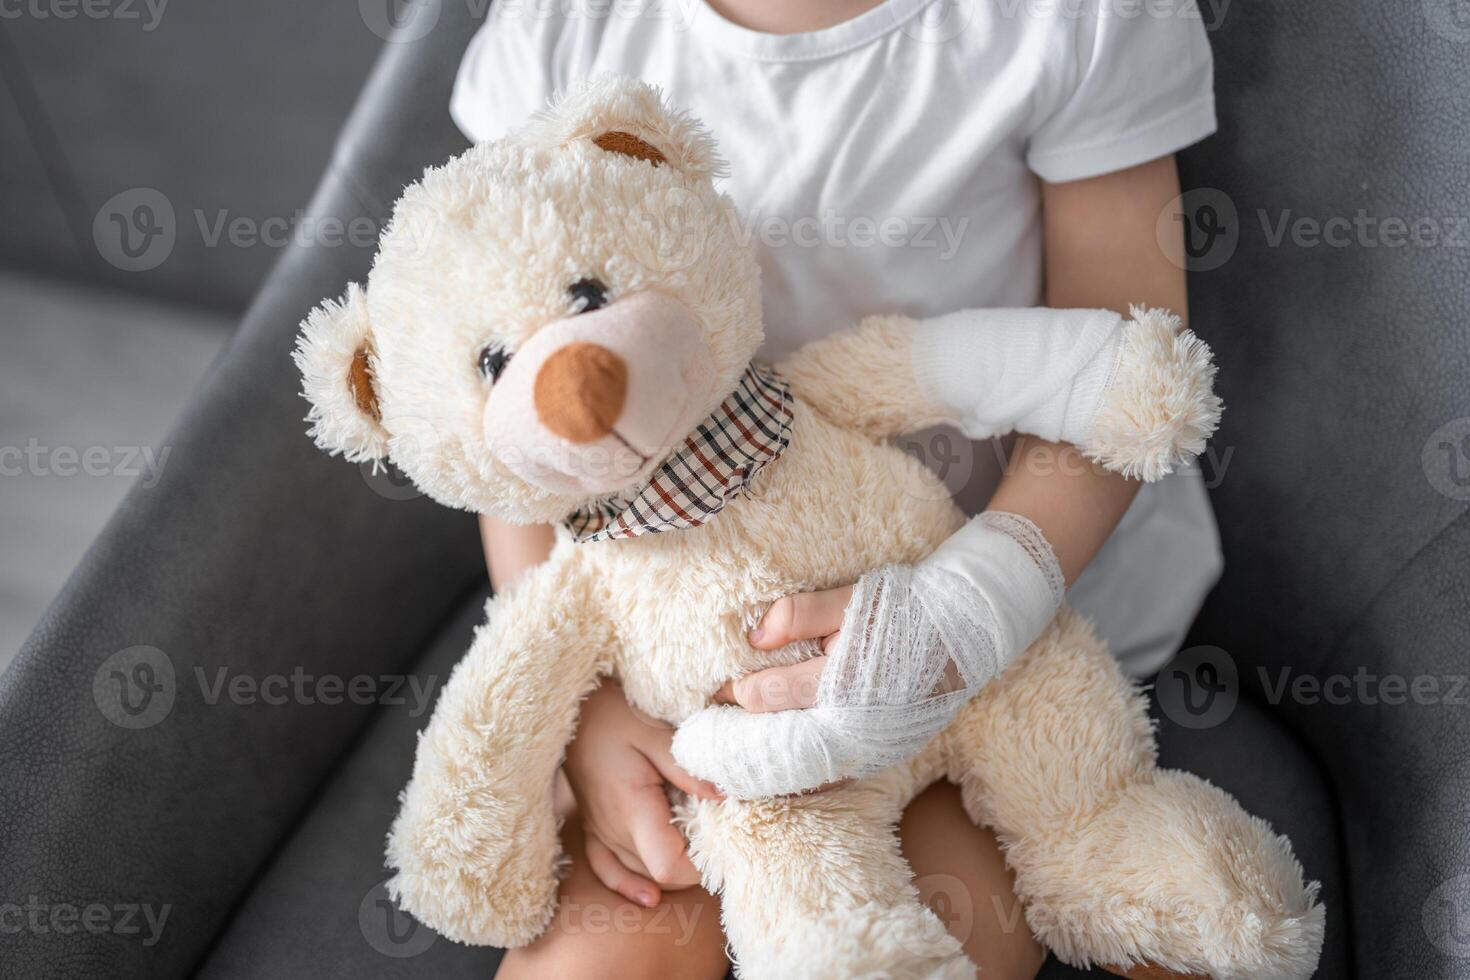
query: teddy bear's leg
681 747 975 980
942 609 1324 980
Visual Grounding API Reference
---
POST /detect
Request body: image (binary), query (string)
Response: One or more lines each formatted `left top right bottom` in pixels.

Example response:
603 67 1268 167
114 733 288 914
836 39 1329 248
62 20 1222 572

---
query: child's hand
673 512 1065 799
715 586 852 711
563 680 722 907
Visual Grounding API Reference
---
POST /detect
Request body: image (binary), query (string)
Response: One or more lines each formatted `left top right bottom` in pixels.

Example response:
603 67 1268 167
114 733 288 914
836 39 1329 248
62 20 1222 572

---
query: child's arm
480 515 555 585
781 299 1218 485
997 154 1196 578
676 156 1207 797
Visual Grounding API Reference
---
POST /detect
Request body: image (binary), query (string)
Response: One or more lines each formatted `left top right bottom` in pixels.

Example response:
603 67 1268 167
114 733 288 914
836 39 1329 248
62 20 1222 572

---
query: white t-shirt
451 0 1223 676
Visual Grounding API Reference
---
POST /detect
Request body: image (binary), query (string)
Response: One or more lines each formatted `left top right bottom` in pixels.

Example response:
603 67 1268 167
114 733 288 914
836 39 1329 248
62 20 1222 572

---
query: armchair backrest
1185 3 1470 974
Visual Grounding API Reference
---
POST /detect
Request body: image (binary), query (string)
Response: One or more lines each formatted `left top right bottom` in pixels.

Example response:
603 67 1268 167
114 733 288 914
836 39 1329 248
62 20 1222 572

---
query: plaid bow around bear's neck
564 363 794 543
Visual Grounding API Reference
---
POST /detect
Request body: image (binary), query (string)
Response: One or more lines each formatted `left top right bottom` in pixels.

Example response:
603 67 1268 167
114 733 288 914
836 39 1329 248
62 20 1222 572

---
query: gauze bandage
911 306 1221 482
672 512 1064 799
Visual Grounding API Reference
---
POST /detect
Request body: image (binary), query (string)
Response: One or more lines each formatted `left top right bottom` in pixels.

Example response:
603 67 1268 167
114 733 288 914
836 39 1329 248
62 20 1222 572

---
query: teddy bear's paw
384 769 563 947
1084 307 1222 483
732 901 973 980
382 861 560 949
1009 771 1324 980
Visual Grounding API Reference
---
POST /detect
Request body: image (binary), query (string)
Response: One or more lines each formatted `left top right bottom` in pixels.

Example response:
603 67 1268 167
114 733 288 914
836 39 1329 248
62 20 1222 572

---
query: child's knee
497 894 727 980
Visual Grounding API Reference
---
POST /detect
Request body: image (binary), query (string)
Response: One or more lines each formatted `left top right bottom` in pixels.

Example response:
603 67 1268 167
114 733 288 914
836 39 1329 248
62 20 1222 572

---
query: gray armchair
4 2 1466 977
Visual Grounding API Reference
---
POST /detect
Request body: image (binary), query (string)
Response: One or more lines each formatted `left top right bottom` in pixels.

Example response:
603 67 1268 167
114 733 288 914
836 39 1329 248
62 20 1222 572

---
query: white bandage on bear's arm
911 306 1222 482
672 512 1064 800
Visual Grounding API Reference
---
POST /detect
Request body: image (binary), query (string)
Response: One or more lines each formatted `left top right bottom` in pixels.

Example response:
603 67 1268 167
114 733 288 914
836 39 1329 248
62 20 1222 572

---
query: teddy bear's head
294 76 762 523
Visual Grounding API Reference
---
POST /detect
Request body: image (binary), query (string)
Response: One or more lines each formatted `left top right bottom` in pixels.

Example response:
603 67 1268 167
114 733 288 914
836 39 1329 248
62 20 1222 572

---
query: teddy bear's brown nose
533 342 628 443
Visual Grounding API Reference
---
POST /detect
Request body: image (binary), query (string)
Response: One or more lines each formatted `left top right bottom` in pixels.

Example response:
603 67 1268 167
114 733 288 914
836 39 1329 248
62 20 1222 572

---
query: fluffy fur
783 308 1223 486
1087 306 1223 482
779 314 953 440
296 76 1320 979
293 283 388 463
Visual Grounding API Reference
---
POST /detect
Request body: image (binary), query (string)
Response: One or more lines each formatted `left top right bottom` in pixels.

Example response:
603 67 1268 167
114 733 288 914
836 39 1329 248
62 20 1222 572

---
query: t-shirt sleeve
1025 2 1217 183
449 13 565 143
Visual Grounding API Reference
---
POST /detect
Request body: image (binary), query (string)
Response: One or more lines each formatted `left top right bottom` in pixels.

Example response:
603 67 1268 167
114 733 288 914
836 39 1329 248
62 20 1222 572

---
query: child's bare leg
497 785 1042 980
901 781 1047 980
494 810 728 980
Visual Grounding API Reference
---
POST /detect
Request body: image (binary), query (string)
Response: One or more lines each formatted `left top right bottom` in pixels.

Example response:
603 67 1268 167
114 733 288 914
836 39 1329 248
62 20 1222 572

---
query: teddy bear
294 76 1324 979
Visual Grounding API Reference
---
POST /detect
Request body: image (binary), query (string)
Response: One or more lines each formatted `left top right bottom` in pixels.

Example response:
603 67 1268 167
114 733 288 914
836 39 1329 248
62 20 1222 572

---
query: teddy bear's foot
683 786 973 980
732 900 973 980
1007 771 1324 980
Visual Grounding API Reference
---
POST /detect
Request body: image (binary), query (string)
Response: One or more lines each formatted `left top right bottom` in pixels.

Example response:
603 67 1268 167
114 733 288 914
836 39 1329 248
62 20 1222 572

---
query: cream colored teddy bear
295 76 1323 979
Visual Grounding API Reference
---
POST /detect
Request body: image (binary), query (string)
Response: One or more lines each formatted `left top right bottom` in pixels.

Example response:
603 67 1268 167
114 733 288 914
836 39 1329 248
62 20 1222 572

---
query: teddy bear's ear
527 74 727 182
293 282 389 464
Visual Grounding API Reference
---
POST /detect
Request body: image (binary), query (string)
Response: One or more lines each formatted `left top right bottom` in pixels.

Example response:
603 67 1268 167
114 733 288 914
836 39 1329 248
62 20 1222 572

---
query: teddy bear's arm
781 307 1221 482
384 558 613 947
778 314 952 442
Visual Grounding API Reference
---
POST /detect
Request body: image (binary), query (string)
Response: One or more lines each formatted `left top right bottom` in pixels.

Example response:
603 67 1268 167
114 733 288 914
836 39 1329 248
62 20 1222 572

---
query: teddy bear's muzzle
483 290 717 496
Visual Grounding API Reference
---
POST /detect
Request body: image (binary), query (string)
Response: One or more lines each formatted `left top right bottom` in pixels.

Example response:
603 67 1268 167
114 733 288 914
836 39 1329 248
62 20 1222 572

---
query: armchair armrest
0 6 489 977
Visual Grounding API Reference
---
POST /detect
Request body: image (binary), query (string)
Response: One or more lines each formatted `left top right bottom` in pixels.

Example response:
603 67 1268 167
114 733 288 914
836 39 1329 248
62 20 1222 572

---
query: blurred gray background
0 5 394 662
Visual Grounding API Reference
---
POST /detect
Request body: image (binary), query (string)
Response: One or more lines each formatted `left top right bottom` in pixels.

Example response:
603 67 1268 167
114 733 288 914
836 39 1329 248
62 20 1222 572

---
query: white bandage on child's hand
672 512 1064 799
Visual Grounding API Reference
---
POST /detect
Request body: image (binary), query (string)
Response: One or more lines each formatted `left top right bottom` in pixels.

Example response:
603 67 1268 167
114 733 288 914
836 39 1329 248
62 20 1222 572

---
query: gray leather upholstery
0 7 487 977
1178 2 1470 976
3 1 1465 977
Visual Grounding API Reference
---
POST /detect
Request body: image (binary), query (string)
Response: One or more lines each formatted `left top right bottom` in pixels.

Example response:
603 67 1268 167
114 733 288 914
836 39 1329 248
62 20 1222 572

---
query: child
457 1 1221 976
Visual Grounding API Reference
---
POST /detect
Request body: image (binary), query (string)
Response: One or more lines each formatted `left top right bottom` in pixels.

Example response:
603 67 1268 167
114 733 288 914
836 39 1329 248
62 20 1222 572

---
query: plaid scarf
565 363 793 543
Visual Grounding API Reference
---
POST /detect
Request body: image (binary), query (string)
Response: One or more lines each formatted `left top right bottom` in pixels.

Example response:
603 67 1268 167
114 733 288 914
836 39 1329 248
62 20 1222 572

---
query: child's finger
644 743 725 801
748 586 852 648
727 656 828 712
627 783 702 889
585 833 661 908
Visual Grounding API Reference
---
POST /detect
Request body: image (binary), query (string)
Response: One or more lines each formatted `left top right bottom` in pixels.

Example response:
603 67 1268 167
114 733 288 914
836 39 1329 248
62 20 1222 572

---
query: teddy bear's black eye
478 343 511 382
567 277 609 315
